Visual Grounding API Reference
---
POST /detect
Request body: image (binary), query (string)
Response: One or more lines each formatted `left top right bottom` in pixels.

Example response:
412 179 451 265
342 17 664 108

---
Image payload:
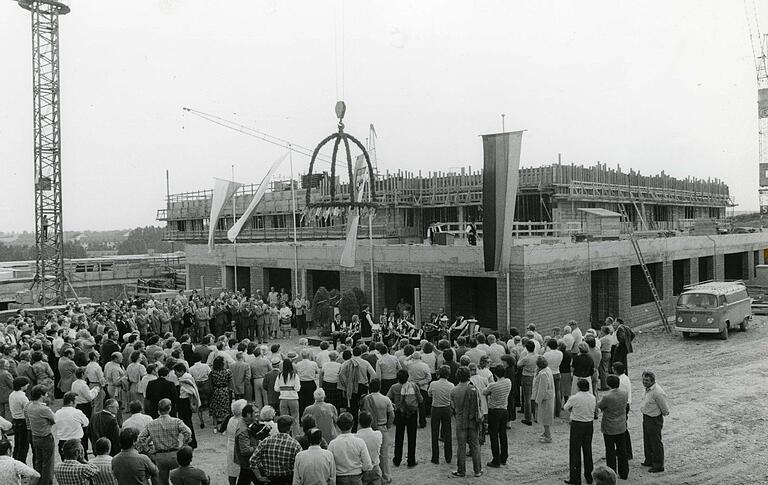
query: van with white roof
675 281 752 340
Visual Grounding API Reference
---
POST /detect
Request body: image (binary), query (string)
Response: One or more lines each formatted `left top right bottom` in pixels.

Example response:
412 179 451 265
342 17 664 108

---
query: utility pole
17 0 71 305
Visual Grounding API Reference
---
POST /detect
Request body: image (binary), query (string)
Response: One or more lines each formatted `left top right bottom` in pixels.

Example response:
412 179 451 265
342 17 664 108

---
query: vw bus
675 281 752 340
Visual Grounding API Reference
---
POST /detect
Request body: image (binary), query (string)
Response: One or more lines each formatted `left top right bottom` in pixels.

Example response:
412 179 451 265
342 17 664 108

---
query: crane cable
181 107 334 167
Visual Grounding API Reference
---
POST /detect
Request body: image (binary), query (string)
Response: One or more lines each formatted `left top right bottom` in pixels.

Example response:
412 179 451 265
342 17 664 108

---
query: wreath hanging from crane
303 102 379 221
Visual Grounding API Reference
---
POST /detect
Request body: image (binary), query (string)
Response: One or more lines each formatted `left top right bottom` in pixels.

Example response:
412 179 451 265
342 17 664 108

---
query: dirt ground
185 317 768 485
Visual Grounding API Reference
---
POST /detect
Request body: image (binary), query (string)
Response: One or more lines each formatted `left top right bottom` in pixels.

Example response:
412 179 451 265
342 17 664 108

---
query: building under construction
158 162 768 332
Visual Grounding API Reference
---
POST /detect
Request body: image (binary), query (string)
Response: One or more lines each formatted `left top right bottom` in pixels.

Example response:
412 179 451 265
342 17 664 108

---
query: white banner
208 178 243 251
227 153 288 242
339 162 369 268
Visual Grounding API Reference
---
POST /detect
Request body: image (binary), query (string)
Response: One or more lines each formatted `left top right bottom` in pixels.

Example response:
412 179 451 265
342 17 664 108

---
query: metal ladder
618 204 671 332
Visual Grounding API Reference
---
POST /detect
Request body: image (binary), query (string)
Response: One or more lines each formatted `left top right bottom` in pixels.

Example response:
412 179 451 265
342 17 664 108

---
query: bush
338 290 359 324
351 287 367 309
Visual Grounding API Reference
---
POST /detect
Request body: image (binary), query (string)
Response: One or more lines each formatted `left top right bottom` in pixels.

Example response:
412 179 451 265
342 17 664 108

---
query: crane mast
745 0 768 218
16 0 71 305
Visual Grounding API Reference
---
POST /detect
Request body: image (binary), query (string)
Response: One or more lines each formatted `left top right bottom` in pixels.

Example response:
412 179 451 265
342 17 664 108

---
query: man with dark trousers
450 367 482 478
597 375 629 480
90 398 120 457
563 379 596 485
640 371 669 474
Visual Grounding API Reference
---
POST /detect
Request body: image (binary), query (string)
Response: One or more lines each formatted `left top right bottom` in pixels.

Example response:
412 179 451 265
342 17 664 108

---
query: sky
0 0 764 232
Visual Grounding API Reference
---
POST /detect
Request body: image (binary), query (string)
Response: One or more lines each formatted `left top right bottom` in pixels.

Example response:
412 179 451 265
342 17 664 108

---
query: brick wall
419 275 447 323
250 267 265 296
522 267 590 336
187 264 222 289
339 270 362 295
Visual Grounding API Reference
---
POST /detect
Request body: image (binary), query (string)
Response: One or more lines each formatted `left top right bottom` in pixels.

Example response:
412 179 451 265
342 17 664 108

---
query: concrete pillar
662 261 674 314
690 257 700 284
496 274 509 333
617 266 632 320
714 254 725 281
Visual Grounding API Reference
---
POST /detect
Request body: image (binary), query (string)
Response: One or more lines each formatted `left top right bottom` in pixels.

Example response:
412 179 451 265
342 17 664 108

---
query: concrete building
159 162 768 333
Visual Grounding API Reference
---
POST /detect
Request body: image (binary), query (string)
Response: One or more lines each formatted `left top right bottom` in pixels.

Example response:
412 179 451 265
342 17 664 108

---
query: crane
15 0 71 305
745 0 768 219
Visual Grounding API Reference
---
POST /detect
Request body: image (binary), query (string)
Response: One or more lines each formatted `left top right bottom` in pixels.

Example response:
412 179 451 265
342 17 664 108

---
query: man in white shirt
293 428 336 485
355 411 382 484
8 377 30 463
315 341 331 369
563 379 596 485
570 321 584 354
54 392 90 459
121 400 153 434
327 412 373 482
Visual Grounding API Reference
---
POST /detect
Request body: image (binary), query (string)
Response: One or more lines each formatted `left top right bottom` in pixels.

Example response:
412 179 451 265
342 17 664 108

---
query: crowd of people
0 288 669 485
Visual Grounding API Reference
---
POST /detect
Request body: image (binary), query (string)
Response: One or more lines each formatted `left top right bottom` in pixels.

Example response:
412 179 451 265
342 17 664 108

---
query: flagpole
232 164 238 293
289 145 300 299
368 178 375 314
500 116 510 333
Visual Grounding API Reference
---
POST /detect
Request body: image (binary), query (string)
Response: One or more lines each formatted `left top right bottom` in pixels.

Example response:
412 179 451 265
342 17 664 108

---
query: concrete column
617 266 631 320
714 254 725 281
690 257 700 284
662 261 674 314
420 275 447 324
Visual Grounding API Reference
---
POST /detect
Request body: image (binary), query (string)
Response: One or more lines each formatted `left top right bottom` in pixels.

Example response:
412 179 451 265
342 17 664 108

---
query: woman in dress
31 351 54 402
209 355 233 431
532 356 555 443
225 399 248 485
275 358 301 436
125 350 147 405
278 303 293 339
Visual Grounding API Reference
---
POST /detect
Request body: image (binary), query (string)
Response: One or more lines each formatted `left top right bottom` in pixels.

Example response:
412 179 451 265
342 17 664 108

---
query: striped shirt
483 377 511 410
88 455 118 485
274 374 301 400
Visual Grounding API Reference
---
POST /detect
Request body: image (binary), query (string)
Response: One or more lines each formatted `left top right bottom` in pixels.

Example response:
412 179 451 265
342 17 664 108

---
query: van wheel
739 319 748 332
682 332 691 339
719 325 728 340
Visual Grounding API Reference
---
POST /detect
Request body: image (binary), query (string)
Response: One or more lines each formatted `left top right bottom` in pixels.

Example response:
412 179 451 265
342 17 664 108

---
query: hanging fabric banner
227 153 288 242
482 131 524 272
208 178 243 252
340 158 369 268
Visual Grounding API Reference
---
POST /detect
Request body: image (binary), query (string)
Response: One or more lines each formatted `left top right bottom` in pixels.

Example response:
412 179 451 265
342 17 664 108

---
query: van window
718 295 725 306
678 293 718 308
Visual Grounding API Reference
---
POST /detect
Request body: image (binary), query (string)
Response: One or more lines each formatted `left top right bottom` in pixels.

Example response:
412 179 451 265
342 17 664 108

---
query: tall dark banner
482 131 524 272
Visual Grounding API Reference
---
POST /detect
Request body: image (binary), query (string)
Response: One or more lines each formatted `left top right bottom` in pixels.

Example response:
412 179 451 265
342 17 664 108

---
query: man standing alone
563 379 596 485
640 371 669 474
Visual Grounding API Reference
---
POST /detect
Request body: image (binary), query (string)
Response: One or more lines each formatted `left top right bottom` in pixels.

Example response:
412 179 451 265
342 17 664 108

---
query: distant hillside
730 212 763 228
117 226 173 255
0 226 173 260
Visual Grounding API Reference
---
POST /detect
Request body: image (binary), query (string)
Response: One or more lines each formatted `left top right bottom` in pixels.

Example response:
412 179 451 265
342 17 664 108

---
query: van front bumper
675 326 721 333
